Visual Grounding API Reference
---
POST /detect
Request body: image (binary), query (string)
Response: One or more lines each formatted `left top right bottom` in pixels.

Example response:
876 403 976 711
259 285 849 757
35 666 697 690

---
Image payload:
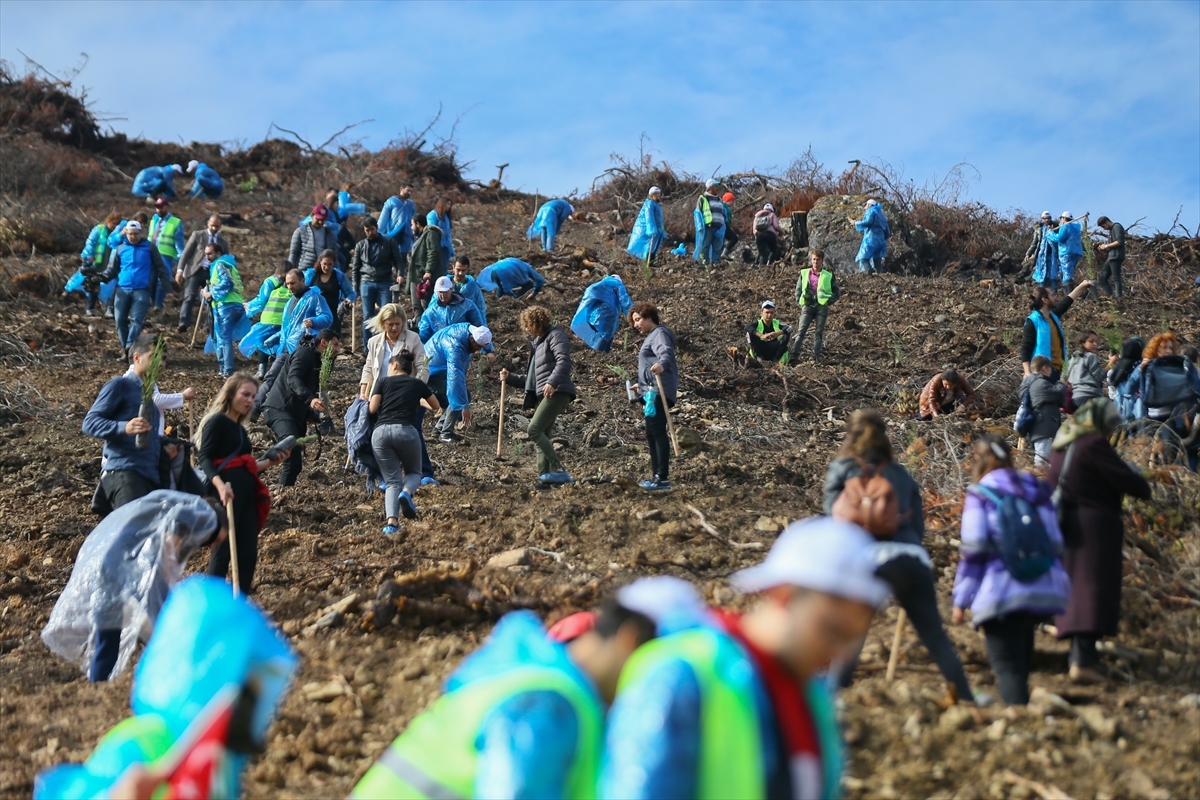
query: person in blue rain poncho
271 268 334 356
35 574 297 800
185 160 224 199
427 196 456 273
64 211 124 316
627 186 666 261
853 199 890 274
1026 211 1062 287
419 275 492 353
1045 211 1084 286
451 255 488 319
351 601 655 800
477 257 546 300
425 323 491 443
378 185 416 252
571 273 632 352
527 198 575 252
131 164 183 198
201 254 252 378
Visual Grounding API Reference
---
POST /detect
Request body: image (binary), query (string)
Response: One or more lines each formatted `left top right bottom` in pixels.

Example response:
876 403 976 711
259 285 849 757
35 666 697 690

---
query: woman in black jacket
198 373 290 595
499 304 577 485
824 409 977 703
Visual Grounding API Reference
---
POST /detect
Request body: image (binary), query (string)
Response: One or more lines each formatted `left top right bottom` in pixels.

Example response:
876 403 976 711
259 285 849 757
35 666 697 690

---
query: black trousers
99 469 157 513
1070 634 1100 669
1097 258 1124 298
205 468 261 595
755 231 779 264
981 612 1040 705
264 409 306 486
749 332 791 363
178 272 208 329
644 394 671 481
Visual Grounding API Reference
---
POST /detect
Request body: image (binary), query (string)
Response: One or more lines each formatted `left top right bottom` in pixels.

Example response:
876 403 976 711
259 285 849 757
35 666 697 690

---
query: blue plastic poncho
336 189 366 220
426 323 476 411
438 611 598 799
304 266 357 303
40 492 219 679
1046 221 1083 282
692 208 725 264
1031 224 1061 285
65 223 119 302
278 287 333 355
527 199 574 252
131 166 177 198
426 210 455 256
454 274 487 319
188 163 224 199
627 198 665 259
378 195 416 252
855 203 890 262
671 242 687 255
477 258 546 298
570 275 632 352
419 293 487 344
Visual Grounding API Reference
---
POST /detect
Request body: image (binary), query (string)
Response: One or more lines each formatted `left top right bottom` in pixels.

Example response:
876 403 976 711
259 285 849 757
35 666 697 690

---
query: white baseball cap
648 186 662 197
705 179 720 189
171 164 183 174
729 517 890 607
764 204 775 212
187 160 200 173
125 221 143 232
1040 211 1052 220
468 325 492 346
761 300 776 309
618 576 706 634
1060 211 1073 220
434 275 454 293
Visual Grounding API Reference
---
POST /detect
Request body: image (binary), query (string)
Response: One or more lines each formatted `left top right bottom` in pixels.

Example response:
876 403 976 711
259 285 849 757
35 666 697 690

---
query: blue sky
2 0 1198 232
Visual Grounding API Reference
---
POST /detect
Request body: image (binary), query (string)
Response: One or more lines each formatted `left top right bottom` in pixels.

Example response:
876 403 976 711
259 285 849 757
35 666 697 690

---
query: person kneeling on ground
952 435 1070 705
600 518 889 799
744 300 792 365
918 367 976 420
1019 355 1066 466
370 352 441 535
41 491 227 682
351 600 655 799
500 304 577 485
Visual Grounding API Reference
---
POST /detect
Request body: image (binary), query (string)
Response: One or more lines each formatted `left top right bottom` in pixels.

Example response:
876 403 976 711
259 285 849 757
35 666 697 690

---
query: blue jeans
113 287 151 349
155 257 177 308
360 281 393 350
89 628 122 682
415 405 434 478
213 303 246 374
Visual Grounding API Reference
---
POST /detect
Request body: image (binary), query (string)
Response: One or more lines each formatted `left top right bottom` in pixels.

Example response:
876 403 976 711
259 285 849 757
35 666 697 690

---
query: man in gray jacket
175 214 230 332
288 205 338 273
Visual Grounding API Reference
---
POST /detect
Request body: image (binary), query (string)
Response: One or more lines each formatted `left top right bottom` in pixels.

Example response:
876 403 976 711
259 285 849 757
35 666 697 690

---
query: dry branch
687 505 766 551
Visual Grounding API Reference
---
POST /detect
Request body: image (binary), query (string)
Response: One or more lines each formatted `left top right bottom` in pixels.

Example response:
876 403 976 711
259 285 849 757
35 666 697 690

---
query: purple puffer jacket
952 468 1071 627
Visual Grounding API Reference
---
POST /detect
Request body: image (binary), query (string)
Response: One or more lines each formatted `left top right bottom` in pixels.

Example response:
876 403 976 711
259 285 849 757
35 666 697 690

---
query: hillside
1 74 1199 799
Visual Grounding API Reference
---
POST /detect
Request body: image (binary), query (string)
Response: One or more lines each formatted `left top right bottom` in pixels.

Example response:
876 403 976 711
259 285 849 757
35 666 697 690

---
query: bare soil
1 188 1198 799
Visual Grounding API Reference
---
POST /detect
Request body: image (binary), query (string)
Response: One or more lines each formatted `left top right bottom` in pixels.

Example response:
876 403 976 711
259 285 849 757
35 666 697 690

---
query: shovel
886 608 907 681
226 498 241 599
654 372 679 457
496 381 507 457
190 301 208 348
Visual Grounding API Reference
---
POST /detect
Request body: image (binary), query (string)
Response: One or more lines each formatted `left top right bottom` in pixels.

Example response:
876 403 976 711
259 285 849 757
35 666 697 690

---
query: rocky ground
1 183 1198 799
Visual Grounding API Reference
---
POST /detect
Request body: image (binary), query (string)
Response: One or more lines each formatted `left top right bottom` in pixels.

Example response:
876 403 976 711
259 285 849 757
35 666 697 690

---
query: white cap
434 275 454 293
764 204 774 212
125 221 143 232
468 325 492 346
1060 211 1073 220
1040 211 1052 219
187 160 200 173
729 517 890 608
171 164 183 174
618 576 705 633
648 186 662 197
864 199 878 207
705 178 719 189
761 300 776 308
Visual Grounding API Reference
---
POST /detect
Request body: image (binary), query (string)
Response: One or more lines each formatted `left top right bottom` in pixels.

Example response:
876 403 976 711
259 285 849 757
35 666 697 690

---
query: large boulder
806 195 944 275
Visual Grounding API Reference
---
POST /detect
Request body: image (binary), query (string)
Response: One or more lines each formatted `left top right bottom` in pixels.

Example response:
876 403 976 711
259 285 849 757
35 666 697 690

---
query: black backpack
1142 355 1197 410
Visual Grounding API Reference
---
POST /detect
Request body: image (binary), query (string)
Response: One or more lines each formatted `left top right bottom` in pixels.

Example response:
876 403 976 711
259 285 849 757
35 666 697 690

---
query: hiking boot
255 364 267 380
1069 664 1106 685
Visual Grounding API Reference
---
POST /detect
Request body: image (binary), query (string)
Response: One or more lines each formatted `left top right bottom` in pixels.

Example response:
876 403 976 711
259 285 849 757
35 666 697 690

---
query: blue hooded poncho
628 198 665 259
570 275 632 352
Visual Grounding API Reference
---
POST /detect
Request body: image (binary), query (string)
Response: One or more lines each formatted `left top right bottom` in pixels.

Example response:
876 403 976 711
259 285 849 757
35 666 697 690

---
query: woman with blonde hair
500 304 577 484
197 373 290 594
824 409 976 703
360 303 436 486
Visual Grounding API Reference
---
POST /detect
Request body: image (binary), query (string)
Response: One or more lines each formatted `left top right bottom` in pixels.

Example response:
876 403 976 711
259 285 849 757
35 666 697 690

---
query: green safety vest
91 224 110 266
800 268 834 306
616 628 765 800
261 278 290 326
209 258 244 306
351 665 602 800
86 714 174 777
756 318 781 335
149 214 182 258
